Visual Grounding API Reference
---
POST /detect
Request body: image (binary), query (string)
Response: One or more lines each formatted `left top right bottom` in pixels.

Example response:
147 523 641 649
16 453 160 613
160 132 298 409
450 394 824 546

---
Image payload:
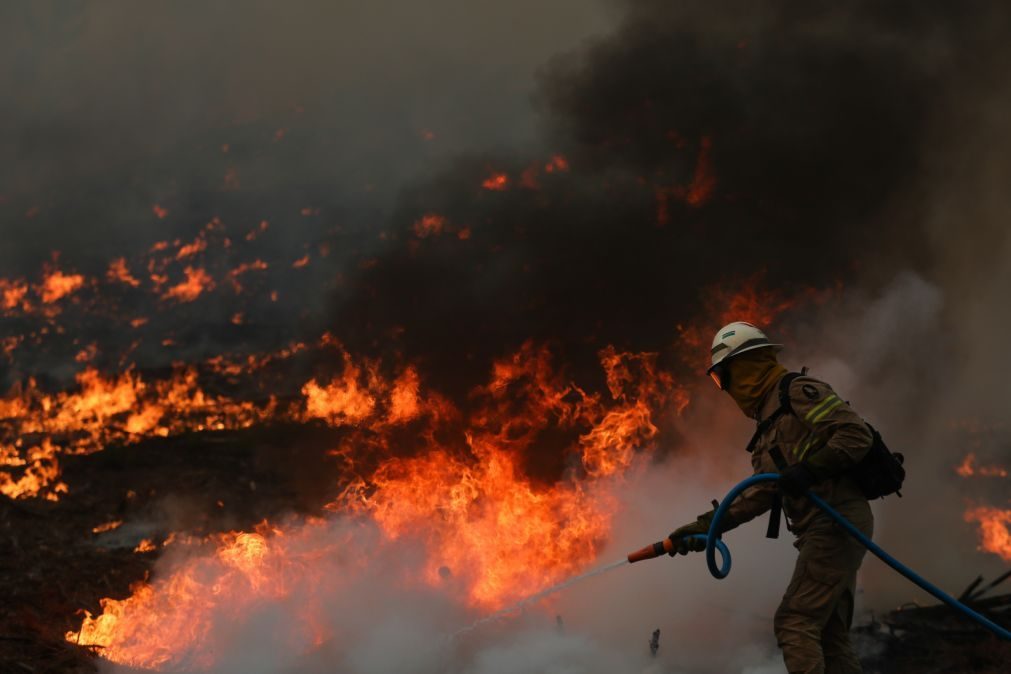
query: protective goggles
708 362 729 391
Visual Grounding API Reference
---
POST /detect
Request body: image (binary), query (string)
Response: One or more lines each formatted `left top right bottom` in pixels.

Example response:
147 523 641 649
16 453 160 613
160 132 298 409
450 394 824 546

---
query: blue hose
688 533 732 577
703 473 1011 641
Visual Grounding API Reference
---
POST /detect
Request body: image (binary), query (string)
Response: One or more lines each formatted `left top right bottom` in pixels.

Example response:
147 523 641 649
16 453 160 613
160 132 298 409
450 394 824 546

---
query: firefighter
671 321 874 674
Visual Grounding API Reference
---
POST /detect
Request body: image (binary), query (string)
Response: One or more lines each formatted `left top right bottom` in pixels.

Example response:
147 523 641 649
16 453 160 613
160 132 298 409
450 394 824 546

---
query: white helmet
708 321 782 376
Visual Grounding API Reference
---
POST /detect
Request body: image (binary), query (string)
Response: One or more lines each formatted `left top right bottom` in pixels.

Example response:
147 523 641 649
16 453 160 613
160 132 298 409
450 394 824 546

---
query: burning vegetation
2 1 1011 672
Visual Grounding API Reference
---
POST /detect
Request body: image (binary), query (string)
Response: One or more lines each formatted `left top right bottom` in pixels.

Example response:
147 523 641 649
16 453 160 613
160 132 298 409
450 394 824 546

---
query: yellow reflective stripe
797 435 821 461
792 432 812 458
804 394 839 422
811 398 844 424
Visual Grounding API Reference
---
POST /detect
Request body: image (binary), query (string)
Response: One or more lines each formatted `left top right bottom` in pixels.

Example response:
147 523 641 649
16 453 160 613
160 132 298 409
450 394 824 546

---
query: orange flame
133 539 158 553
67 522 345 670
955 452 1009 478
227 260 269 293
66 343 683 666
1 278 30 311
93 520 124 534
674 273 830 361
39 268 85 303
301 347 391 425
544 154 569 173
175 235 208 260
0 439 67 500
964 506 1011 562
106 258 142 287
413 213 447 238
161 267 214 302
1 366 278 499
481 172 509 191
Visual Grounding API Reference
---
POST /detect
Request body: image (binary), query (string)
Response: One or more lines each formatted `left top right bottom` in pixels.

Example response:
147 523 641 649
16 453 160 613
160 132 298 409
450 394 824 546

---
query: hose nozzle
627 537 675 563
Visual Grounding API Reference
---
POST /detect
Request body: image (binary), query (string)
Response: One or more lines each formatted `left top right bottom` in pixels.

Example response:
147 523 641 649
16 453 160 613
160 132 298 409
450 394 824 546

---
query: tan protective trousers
774 503 873 674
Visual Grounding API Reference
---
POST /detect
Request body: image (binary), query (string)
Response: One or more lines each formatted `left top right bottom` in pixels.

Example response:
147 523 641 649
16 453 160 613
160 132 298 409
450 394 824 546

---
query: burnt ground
1 427 1010 674
0 422 349 674
857 593 1011 674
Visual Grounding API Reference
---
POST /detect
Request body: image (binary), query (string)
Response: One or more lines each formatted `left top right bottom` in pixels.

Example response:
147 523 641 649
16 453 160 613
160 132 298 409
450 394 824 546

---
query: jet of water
451 558 630 638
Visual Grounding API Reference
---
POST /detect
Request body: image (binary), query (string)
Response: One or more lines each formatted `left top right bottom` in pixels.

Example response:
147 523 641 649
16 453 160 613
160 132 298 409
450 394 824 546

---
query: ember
481 172 509 191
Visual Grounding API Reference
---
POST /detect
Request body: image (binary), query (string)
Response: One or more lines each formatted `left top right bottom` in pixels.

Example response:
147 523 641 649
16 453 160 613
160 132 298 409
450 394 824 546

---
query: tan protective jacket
724 374 873 536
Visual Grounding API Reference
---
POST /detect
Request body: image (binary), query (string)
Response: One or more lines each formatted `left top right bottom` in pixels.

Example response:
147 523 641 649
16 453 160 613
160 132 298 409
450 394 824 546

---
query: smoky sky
0 0 612 274
336 0 1011 394
3 1 1009 394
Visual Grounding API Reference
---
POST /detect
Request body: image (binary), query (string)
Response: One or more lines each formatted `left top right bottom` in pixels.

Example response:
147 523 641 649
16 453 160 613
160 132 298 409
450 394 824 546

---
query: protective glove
667 511 715 556
672 535 708 555
778 463 819 497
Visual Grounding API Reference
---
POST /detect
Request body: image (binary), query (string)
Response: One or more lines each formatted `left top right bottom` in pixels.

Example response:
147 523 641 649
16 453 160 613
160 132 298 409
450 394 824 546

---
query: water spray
453 533 732 638
455 471 1010 647
452 557 630 638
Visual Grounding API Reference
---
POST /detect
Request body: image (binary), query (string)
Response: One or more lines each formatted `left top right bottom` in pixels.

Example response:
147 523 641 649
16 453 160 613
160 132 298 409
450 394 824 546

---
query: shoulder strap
764 445 790 538
777 371 803 416
745 372 803 453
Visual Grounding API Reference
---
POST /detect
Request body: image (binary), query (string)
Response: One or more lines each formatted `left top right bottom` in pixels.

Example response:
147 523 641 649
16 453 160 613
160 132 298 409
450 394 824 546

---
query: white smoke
97 442 799 674
781 269 1009 611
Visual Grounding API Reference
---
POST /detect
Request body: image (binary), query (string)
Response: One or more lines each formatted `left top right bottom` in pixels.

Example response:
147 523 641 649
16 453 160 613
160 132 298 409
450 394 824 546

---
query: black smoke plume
339 0 1007 394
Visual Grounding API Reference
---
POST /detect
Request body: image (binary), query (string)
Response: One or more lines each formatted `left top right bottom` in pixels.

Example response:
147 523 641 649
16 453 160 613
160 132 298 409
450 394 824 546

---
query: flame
654 135 718 223
387 366 422 424
93 520 124 534
301 351 381 424
955 452 1009 478
227 260 269 293
674 273 830 360
343 440 614 608
1 278 30 311
481 172 509 191
107 258 142 287
0 366 278 499
0 439 67 500
175 234 208 260
964 506 1011 562
544 154 569 173
133 539 158 553
67 522 345 670
151 204 169 219
412 213 447 238
161 267 214 302
39 268 85 303
245 220 269 242
66 343 681 666
685 136 716 207
75 343 99 363
1 335 22 361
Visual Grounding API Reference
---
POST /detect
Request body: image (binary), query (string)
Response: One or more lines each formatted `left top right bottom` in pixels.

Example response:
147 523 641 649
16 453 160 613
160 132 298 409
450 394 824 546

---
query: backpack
849 423 906 499
747 371 906 500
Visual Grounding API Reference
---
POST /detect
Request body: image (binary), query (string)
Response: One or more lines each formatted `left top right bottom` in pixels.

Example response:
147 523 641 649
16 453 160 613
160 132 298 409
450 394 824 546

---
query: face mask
722 349 787 417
